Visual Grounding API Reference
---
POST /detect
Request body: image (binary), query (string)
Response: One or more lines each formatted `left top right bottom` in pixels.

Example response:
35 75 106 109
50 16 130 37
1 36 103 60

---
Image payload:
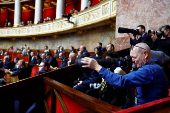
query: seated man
68 53 76 66
46 52 58 67
81 43 169 106
52 52 68 69
77 45 90 58
106 43 114 52
35 62 49 76
4 59 29 80
41 53 48 62
97 42 105 52
2 56 11 69
74 69 102 93
13 57 19 68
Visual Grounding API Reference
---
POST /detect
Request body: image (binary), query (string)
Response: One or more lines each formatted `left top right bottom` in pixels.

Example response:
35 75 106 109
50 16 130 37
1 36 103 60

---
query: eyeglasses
130 45 146 51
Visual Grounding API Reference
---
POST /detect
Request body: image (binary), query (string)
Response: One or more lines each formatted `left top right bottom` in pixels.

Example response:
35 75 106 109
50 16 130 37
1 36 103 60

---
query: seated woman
35 55 41 65
4 59 29 80
90 47 102 59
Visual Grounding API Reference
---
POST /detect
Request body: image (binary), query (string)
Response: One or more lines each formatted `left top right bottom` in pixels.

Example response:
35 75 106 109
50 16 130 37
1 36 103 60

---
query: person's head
4 52 8 56
74 10 78 13
41 53 46 59
46 52 52 60
35 55 41 60
97 42 102 47
103 51 119 59
69 53 76 63
59 52 66 60
160 25 170 38
39 62 49 71
37 50 40 54
27 46 30 49
21 46 23 49
70 46 74 51
27 21 30 24
60 46 63 51
94 47 101 54
54 50 57 54
18 59 25 68
57 46 60 50
130 43 152 68
88 0 91 6
14 57 19 63
80 46 86 53
3 56 9 63
45 46 48 50
8 22 11 25
30 52 34 57
21 21 24 25
137 25 145 36
70 10 74 14
106 43 114 52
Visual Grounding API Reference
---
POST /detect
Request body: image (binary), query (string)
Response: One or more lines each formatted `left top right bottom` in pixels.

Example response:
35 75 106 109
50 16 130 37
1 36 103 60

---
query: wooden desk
6 73 19 84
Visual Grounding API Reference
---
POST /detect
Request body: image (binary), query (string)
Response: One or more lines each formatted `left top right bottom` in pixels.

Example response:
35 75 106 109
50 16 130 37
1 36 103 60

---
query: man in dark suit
68 53 76 66
3 56 11 69
97 42 105 52
77 46 90 58
35 62 49 76
46 52 58 67
129 25 152 47
29 52 36 65
53 52 68 69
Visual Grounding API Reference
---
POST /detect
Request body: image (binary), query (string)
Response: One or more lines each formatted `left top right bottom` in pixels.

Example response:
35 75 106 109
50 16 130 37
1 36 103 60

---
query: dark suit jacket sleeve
59 59 68 68
82 70 101 85
156 38 170 49
151 39 158 50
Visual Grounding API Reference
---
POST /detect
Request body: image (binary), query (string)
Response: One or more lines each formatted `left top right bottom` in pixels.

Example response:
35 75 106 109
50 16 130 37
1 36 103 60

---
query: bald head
69 53 76 63
130 43 152 68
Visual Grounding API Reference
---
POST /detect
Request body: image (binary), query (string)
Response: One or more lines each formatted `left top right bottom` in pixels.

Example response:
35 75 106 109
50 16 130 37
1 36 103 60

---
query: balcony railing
0 0 116 38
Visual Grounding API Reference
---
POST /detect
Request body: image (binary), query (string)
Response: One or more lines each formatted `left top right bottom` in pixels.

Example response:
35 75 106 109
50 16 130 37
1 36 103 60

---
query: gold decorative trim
53 89 69 113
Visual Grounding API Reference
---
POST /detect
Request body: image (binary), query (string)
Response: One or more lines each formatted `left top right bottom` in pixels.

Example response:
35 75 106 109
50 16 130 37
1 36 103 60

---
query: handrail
43 77 122 113
0 0 117 38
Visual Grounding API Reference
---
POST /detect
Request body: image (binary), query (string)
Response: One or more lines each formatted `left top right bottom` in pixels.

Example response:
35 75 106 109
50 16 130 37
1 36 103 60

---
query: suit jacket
3 61 11 69
59 58 68 68
130 33 152 47
29 56 36 65
35 70 48 76
80 70 102 85
35 59 41 65
42 59 48 62
0 61 3 68
48 57 58 67
11 67 29 80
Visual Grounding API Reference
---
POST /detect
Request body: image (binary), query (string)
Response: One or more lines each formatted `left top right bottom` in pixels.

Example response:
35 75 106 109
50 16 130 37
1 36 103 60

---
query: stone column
34 0 42 24
81 0 88 10
14 0 21 27
56 0 65 19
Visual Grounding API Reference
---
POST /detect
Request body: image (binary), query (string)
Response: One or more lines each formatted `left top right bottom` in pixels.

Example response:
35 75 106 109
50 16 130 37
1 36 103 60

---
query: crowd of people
1 17 170 109
3 0 103 27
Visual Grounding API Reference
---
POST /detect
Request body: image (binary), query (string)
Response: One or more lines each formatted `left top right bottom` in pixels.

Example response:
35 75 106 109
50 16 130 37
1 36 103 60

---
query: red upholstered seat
30 66 39 77
116 97 170 113
58 60 62 67
0 55 4 59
